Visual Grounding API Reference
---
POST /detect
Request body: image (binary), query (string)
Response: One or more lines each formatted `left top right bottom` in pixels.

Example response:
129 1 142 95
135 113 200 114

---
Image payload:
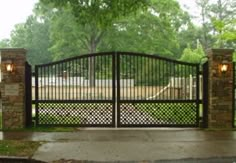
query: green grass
135 103 198 124
24 126 76 132
0 140 41 157
1 126 76 132
38 113 80 126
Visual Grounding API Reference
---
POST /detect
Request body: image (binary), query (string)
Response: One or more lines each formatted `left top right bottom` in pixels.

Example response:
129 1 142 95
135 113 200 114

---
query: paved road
1 129 236 162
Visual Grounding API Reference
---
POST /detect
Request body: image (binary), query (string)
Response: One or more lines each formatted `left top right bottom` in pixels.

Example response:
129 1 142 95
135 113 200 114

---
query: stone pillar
0 48 27 129
207 49 234 128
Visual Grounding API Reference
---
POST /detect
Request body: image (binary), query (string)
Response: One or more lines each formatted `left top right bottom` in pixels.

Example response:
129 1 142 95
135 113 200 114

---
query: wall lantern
5 60 14 72
220 60 228 73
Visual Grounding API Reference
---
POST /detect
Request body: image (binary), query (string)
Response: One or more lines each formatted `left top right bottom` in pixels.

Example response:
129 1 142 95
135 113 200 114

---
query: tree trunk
88 40 96 87
88 30 105 87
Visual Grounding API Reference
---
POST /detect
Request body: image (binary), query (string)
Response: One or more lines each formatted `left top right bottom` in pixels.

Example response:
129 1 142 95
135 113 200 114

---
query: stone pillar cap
0 48 27 53
207 49 234 54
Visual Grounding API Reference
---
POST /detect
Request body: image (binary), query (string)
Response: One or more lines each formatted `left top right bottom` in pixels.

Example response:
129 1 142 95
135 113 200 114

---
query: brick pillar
207 49 234 128
0 48 27 129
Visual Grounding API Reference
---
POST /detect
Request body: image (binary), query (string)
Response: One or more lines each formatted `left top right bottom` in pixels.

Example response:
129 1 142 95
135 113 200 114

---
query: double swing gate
33 52 201 127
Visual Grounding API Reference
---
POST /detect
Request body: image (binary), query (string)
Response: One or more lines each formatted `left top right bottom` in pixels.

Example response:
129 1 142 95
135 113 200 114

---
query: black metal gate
116 52 200 127
33 52 201 127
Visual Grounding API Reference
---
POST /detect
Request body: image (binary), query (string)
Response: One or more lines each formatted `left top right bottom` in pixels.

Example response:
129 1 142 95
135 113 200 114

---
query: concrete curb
0 156 44 163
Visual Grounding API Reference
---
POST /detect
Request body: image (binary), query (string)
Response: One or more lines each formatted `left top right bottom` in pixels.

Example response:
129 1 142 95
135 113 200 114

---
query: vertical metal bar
99 55 100 100
35 66 39 126
105 55 107 100
147 57 149 100
169 62 172 100
59 64 61 100
76 59 78 100
184 65 186 100
97 56 99 100
152 58 154 101
93 56 95 100
145 57 147 99
173 63 176 100
177 63 180 99
130 55 132 100
87 57 89 100
155 58 158 100
203 61 209 128
112 52 116 127
80 58 82 100
43 67 45 100
73 60 75 100
196 65 200 127
134 56 137 100
53 65 55 100
116 52 120 127
166 61 169 99
47 66 49 100
159 59 161 100
162 61 164 100
50 66 52 100
68 61 71 100
141 57 143 100
62 63 64 100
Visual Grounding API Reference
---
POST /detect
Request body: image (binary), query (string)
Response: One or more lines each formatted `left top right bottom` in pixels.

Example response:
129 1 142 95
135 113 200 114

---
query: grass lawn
135 103 198 124
7 126 77 132
38 114 80 126
0 140 41 157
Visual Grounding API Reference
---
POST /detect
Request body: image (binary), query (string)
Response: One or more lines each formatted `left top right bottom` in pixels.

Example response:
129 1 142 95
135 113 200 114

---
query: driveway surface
1 129 236 162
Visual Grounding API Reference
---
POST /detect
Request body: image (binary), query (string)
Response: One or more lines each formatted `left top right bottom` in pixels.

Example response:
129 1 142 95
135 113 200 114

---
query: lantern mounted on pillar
220 60 228 73
5 59 14 73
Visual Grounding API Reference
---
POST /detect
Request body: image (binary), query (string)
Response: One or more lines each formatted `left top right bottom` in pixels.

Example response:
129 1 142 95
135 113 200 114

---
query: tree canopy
0 0 235 65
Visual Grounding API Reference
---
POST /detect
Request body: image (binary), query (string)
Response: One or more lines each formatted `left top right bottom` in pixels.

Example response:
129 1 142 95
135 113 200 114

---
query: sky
0 0 38 40
0 0 199 41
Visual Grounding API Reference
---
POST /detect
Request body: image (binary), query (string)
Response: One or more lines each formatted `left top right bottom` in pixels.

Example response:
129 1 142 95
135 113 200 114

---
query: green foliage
35 0 188 61
179 42 205 63
100 0 188 58
40 0 149 28
48 7 86 60
196 0 236 49
233 52 236 62
10 15 53 66
0 39 11 48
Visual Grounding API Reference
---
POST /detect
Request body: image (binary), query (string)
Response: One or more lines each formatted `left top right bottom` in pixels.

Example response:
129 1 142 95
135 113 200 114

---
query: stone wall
0 48 26 129
207 49 234 128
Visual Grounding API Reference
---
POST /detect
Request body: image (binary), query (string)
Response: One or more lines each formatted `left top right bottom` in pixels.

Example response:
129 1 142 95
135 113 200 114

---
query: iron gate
33 52 201 127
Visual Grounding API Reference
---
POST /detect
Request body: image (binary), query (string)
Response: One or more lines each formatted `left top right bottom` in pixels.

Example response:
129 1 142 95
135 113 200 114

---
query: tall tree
195 0 236 49
10 15 52 66
40 0 149 86
196 0 212 50
209 0 236 48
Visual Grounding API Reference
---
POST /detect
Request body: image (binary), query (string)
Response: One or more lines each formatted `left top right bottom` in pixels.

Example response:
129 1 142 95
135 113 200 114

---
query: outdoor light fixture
5 60 14 72
220 60 228 73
